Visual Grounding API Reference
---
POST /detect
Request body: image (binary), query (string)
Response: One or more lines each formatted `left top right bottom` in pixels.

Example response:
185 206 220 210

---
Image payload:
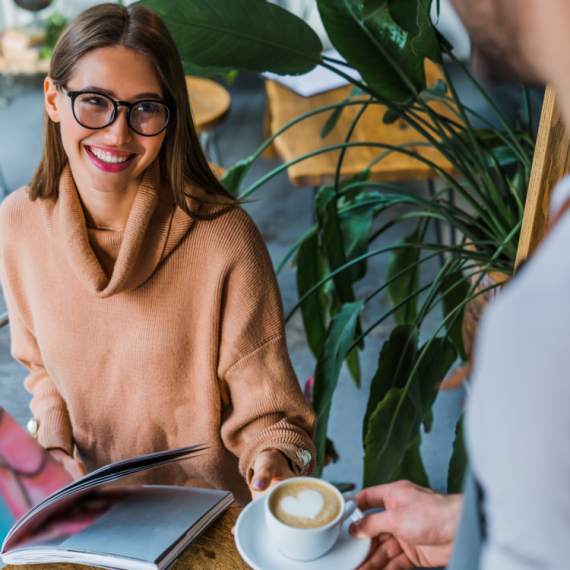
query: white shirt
467 174 570 570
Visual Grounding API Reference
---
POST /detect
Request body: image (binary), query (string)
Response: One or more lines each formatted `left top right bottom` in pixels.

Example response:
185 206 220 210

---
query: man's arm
466 216 570 570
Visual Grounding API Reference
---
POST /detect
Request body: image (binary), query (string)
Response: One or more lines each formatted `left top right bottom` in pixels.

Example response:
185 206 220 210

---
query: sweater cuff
242 436 317 486
38 406 74 457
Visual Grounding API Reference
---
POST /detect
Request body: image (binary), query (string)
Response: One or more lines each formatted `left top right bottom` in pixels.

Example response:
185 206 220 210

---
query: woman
0 2 316 506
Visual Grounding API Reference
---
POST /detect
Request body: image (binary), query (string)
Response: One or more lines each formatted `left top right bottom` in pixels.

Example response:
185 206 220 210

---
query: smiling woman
0 2 316 506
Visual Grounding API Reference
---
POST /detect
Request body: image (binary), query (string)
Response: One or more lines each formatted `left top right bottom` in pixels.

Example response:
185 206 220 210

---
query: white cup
264 477 357 561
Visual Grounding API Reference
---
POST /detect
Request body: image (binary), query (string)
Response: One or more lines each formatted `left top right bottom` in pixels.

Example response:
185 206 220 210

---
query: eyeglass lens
74 93 169 136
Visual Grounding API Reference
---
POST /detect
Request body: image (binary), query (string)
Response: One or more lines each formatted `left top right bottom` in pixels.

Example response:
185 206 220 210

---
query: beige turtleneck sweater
0 158 316 505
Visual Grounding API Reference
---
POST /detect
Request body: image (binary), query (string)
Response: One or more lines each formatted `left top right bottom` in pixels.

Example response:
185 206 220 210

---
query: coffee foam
269 480 341 529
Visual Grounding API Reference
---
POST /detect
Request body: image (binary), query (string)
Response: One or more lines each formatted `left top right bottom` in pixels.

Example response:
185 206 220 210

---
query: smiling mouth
85 145 137 164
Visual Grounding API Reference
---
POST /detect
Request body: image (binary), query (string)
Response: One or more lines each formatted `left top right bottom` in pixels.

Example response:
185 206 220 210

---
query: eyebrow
81 86 164 100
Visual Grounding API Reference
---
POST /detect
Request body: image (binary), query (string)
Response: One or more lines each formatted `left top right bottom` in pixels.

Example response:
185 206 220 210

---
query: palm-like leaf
136 0 323 75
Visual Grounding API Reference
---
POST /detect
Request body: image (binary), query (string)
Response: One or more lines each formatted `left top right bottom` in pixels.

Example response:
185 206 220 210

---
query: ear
44 76 61 123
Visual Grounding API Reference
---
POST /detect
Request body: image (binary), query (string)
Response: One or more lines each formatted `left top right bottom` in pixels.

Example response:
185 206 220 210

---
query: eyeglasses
58 85 176 137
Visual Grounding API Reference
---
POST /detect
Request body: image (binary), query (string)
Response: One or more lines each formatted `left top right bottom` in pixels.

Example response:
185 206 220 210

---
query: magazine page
3 486 233 570
2 445 208 554
0 407 73 544
0 407 208 556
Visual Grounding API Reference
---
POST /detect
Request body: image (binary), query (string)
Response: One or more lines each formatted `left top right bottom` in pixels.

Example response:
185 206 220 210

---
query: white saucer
234 495 371 570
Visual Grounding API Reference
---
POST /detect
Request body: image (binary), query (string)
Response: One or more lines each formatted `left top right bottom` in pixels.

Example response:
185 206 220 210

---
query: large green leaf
447 414 468 493
417 337 457 432
339 199 374 283
386 226 422 324
363 387 420 486
317 0 426 103
345 346 361 388
137 0 323 75
315 186 356 303
312 301 365 473
362 0 388 20
441 272 469 361
363 324 419 442
182 61 234 77
390 435 430 487
389 0 442 63
297 233 328 359
220 156 255 196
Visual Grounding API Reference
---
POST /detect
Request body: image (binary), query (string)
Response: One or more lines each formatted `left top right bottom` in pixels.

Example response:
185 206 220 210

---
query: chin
471 47 545 87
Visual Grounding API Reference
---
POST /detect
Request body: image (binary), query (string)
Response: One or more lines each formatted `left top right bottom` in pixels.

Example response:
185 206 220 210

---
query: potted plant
137 0 535 492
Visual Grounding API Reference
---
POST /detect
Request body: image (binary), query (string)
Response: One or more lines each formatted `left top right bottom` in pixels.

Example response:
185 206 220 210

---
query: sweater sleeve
8 306 74 456
217 212 316 484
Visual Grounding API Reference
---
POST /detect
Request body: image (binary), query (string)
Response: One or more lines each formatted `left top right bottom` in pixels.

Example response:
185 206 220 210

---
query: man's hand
349 480 462 570
249 450 295 500
49 448 86 480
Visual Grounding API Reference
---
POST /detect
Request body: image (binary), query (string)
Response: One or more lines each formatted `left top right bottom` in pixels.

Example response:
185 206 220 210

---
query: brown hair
29 2 237 219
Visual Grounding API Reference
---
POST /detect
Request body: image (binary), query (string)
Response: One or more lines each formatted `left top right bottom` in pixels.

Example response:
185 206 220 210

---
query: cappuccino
268 480 342 529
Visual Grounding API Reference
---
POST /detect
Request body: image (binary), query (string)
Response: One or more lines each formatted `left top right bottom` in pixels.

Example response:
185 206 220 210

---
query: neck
73 174 143 232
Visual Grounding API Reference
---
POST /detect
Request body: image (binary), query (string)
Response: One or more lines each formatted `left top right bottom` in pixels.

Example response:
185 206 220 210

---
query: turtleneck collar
44 158 195 298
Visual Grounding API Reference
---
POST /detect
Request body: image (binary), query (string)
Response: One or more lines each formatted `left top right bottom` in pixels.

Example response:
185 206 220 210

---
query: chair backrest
515 84 570 270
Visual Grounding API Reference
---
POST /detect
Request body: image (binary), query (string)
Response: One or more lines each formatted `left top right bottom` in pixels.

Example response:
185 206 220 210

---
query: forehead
69 46 164 100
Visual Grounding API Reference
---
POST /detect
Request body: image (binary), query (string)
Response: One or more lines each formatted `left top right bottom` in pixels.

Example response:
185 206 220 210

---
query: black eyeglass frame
58 84 176 137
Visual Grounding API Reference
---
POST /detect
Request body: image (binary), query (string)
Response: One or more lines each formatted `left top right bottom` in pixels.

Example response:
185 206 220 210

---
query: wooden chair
186 76 231 167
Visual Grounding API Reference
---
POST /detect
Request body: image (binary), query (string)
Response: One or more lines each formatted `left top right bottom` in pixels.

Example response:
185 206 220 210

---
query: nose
103 106 132 146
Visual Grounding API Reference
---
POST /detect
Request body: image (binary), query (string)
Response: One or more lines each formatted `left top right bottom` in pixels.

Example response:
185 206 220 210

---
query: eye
85 95 109 107
136 102 159 114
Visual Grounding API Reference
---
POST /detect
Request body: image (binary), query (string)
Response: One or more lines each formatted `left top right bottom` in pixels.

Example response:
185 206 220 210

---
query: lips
84 145 138 173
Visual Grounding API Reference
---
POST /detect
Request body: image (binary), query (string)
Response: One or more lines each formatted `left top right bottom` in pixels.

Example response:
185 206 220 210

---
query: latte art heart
280 490 324 519
269 480 342 529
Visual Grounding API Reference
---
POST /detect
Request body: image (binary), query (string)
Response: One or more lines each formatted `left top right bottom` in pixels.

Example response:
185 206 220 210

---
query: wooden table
263 60 457 188
5 508 250 570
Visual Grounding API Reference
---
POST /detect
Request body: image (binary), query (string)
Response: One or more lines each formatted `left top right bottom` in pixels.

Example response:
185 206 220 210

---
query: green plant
39 10 68 60
136 0 534 491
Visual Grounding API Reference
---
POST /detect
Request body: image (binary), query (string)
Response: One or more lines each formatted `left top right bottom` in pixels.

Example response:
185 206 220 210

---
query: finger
350 511 396 539
356 485 392 512
357 537 402 570
231 526 235 536
383 552 414 570
64 458 86 480
250 453 277 493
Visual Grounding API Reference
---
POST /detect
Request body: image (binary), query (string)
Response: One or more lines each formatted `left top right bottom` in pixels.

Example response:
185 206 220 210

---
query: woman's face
45 46 168 195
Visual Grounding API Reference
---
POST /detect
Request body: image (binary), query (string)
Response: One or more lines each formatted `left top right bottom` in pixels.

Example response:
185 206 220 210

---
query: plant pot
462 269 509 361
441 268 509 390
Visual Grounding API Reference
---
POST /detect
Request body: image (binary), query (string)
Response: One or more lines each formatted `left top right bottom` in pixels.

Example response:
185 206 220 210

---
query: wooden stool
185 76 231 167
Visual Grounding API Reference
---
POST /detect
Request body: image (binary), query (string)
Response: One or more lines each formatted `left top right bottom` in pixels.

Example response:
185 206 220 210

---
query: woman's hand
49 448 86 480
249 450 295 500
349 480 462 570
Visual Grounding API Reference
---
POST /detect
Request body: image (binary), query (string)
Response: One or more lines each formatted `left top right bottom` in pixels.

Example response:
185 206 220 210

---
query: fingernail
349 522 360 537
252 477 266 490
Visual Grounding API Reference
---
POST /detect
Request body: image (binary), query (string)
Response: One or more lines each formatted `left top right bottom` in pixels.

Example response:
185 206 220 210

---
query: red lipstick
84 145 137 173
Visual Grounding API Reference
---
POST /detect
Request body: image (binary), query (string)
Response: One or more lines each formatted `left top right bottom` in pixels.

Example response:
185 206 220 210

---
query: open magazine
0 407 233 570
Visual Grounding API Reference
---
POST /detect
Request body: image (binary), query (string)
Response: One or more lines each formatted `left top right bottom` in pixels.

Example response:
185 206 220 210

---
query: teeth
88 146 132 164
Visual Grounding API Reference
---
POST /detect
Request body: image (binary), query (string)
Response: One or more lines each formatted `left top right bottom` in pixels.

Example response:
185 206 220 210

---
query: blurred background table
4 507 249 570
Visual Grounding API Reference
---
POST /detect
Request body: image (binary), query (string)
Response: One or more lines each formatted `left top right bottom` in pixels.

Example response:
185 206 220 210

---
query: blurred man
350 0 570 568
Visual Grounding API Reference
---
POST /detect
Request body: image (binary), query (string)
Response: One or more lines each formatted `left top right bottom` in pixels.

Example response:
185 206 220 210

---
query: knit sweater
0 158 316 505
